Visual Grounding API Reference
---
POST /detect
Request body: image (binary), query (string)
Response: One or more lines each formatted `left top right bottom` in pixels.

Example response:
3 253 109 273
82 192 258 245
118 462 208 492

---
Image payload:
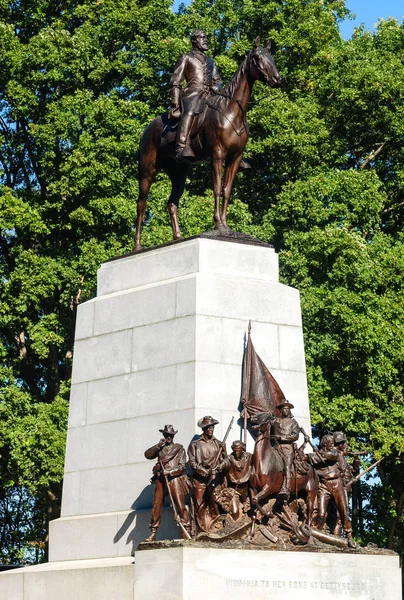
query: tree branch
359 141 387 169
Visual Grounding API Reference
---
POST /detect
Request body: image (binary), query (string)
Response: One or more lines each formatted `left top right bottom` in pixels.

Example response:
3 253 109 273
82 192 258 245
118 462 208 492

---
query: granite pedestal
52 236 312 561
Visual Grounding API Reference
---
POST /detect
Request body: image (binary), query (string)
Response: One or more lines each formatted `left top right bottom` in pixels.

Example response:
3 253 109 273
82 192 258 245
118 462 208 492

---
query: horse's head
250 411 274 432
249 37 281 88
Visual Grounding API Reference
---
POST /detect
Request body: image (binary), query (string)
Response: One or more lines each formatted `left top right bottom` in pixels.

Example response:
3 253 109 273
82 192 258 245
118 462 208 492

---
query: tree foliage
0 0 403 561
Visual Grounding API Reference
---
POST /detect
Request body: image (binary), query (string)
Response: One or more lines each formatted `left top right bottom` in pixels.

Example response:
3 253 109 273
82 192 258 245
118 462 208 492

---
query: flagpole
243 321 252 444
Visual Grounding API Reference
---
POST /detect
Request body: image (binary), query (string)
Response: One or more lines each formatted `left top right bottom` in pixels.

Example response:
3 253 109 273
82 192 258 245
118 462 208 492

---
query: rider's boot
176 113 196 163
144 527 158 542
278 473 291 501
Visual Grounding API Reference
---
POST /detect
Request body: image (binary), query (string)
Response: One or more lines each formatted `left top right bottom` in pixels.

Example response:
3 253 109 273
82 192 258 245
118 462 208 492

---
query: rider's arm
169 55 187 109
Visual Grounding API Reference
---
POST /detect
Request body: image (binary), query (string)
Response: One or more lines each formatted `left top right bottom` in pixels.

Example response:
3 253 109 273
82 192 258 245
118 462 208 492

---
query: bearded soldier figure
169 30 223 162
144 425 191 542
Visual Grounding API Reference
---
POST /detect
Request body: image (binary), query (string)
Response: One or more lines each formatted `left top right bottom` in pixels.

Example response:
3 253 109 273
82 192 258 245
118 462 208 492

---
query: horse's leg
212 156 225 229
248 486 257 541
305 474 317 528
165 161 189 240
253 484 271 505
221 154 243 227
134 172 154 252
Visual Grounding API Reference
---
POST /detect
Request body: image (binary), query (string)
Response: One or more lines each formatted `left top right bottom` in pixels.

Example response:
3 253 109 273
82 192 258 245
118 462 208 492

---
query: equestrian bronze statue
134 34 281 251
248 411 319 530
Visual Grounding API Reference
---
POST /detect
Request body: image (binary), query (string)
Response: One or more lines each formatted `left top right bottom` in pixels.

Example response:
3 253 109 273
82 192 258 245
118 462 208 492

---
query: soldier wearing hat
188 416 226 532
271 399 302 500
311 434 355 547
329 431 360 538
333 431 360 487
144 425 191 542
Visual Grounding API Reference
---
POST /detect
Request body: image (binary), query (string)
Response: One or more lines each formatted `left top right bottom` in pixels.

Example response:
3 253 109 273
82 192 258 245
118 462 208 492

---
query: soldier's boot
144 527 158 542
278 473 291 501
176 113 196 162
346 530 357 549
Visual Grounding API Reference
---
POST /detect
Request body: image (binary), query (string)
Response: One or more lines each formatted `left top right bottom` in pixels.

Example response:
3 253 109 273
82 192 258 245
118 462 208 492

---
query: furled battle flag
240 321 285 421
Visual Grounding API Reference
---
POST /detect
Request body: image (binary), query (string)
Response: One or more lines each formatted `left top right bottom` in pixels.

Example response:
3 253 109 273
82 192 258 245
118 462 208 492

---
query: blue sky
340 0 403 38
172 0 403 38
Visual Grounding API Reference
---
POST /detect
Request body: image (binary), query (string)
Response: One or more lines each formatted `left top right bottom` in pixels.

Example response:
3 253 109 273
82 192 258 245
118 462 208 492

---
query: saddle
160 94 248 150
160 107 207 149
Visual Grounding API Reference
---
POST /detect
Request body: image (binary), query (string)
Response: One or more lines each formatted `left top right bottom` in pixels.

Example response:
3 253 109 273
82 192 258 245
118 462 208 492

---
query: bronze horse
249 412 318 528
134 38 281 251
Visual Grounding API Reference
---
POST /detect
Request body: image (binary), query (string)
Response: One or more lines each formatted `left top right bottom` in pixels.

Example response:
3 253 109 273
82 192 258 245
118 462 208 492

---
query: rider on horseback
169 30 251 169
169 30 223 163
271 399 306 501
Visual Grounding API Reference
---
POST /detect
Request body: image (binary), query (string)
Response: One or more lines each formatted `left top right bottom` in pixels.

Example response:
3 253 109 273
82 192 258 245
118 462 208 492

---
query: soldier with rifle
311 434 356 548
188 416 229 532
144 425 191 542
270 399 307 501
325 431 360 536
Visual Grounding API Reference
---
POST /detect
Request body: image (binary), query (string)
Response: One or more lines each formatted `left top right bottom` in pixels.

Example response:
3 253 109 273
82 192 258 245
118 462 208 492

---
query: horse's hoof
214 222 225 230
173 233 183 241
133 244 142 252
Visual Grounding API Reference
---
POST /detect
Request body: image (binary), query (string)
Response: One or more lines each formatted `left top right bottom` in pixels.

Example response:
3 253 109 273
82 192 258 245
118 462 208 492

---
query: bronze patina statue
327 431 360 537
134 35 281 251
188 416 227 533
144 425 191 541
271 399 302 500
220 440 252 521
169 30 223 162
248 410 318 528
311 434 355 548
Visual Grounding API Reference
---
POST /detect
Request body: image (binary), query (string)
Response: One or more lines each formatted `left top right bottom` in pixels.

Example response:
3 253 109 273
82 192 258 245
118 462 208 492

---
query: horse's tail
138 115 166 179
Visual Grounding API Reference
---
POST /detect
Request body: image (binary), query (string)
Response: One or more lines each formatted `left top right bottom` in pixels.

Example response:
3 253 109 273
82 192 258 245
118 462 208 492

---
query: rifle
162 468 191 540
299 427 324 462
347 456 384 486
207 416 234 486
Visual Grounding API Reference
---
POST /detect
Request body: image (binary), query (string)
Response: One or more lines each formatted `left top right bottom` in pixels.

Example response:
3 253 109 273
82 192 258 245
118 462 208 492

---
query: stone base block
49 508 178 562
0 557 135 600
0 547 400 600
134 546 402 600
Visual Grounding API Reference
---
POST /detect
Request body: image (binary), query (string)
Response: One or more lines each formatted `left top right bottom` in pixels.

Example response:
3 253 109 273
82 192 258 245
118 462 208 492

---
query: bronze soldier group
144 410 362 547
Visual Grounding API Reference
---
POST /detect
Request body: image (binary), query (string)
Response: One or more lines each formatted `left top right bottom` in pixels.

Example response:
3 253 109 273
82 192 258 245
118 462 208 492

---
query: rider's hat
197 415 219 429
159 424 177 436
276 398 294 410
